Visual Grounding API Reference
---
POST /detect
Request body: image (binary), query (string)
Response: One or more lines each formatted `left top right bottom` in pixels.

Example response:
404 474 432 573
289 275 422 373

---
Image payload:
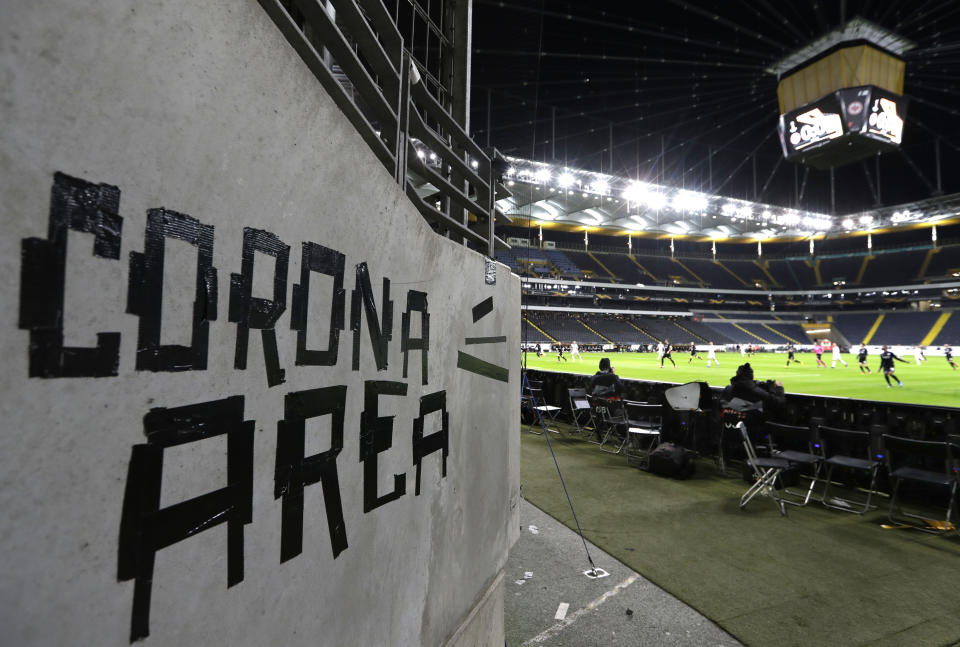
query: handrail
259 0 504 257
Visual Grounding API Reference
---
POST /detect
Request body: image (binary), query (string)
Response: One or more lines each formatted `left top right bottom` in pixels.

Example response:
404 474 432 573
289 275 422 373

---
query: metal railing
258 0 508 256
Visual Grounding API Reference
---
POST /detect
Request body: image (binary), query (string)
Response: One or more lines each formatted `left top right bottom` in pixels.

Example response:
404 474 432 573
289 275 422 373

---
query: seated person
720 362 785 450
721 362 785 409
587 357 624 399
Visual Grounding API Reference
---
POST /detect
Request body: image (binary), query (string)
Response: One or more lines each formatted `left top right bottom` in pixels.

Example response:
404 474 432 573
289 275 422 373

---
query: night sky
471 0 960 215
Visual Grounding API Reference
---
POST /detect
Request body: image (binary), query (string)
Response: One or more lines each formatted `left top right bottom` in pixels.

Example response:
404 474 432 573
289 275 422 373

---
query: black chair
594 398 630 454
522 379 560 434
623 400 663 468
818 425 882 514
737 420 789 515
882 435 960 535
567 387 594 438
764 421 824 507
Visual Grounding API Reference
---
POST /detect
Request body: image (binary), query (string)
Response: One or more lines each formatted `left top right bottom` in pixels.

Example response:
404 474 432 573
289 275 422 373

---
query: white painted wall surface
0 2 520 645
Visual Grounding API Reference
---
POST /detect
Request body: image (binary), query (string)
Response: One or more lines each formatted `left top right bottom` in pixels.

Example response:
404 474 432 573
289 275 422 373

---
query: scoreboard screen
778 85 907 169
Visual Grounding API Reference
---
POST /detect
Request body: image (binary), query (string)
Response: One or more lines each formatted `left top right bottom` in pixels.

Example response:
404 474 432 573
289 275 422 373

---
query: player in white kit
706 341 719 367
912 346 926 364
656 341 664 362
831 342 848 368
570 341 582 361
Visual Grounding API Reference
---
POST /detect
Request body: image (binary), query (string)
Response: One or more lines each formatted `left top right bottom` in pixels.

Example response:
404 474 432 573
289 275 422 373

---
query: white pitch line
521 573 640 645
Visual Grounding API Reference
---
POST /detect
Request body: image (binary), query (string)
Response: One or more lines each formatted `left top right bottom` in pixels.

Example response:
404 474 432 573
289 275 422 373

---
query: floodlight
621 181 645 204
534 169 551 184
645 191 667 210
558 172 575 188
843 218 855 229
416 149 426 159
721 203 736 216
593 180 609 195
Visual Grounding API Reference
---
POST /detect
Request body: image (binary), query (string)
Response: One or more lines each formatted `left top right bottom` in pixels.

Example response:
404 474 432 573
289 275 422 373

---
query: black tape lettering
18 172 122 377
275 386 348 562
127 208 217 371
290 242 345 366
412 390 448 496
117 396 254 642
350 262 392 371
229 228 289 386
360 380 407 512
471 296 493 323
401 290 429 384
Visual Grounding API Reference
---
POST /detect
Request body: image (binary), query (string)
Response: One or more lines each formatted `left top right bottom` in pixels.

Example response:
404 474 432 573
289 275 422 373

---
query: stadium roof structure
493 155 960 240
471 1 960 219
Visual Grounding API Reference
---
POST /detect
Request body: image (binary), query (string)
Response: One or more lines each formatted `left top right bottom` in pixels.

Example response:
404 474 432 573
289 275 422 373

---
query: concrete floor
504 499 743 647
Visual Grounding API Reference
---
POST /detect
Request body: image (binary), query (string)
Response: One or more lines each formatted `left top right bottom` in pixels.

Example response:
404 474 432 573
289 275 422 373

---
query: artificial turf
522 350 960 408
520 428 960 647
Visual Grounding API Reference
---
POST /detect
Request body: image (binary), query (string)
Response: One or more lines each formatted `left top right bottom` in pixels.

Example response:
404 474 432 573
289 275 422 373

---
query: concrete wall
0 2 520 645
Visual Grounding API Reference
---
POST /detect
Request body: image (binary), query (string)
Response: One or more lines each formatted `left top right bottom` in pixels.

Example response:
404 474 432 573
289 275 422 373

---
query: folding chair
883 435 960 535
717 398 763 476
818 425 882 514
623 401 662 469
523 379 560 434
567 387 594 438
765 421 824 507
737 421 788 515
592 397 629 453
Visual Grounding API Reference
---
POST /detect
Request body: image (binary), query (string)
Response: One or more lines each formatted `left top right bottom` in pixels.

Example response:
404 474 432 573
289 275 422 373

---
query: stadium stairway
714 260 751 287
861 313 885 344
576 318 613 343
855 255 872 284
630 256 658 281
523 316 557 342
671 258 707 286
587 252 618 281
917 247 940 280
626 319 660 343
933 310 960 345
673 320 708 342
761 323 801 344
920 311 952 346
754 260 780 287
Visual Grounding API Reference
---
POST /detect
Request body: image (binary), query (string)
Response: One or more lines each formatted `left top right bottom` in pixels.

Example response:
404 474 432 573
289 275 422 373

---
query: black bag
648 442 695 479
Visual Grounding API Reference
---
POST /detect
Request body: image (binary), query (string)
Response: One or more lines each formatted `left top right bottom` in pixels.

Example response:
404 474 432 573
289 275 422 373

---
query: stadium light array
494 155 960 239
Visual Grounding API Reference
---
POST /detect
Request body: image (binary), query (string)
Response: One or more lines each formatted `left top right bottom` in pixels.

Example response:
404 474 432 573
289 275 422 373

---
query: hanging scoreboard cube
769 22 913 170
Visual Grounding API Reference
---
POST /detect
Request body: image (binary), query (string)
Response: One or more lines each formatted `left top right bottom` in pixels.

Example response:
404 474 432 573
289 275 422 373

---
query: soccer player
687 343 702 364
570 340 582 362
831 342 848 368
946 344 958 371
912 345 926 365
556 344 567 362
813 340 826 368
785 343 802 367
857 344 872 374
878 345 907 387
706 341 719 367
661 339 676 368
656 341 664 362
739 344 746 359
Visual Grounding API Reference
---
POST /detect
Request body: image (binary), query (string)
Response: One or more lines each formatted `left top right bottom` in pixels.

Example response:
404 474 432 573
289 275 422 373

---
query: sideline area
521 351 960 407
519 425 960 647
505 499 742 646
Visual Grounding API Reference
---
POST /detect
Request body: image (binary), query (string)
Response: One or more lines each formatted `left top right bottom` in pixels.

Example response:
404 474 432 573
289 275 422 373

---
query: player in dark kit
857 344 872 374
785 343 802 366
556 344 567 362
688 343 702 364
661 339 676 368
946 344 958 370
878 345 907 387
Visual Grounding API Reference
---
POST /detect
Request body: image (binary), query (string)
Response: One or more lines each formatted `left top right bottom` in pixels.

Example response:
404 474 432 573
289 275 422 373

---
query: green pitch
522 350 960 408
